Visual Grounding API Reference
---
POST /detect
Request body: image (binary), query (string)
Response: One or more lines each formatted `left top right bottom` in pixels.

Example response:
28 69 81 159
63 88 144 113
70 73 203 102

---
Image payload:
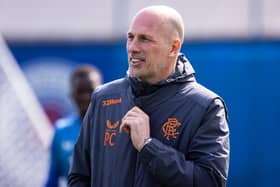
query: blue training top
45 114 81 187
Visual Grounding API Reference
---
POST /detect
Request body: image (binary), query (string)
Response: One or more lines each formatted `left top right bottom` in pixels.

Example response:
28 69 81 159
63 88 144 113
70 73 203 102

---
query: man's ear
169 39 181 57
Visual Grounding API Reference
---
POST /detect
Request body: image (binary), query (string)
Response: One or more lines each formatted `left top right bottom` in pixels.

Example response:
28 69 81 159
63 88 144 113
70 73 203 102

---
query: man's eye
127 35 134 40
140 37 150 42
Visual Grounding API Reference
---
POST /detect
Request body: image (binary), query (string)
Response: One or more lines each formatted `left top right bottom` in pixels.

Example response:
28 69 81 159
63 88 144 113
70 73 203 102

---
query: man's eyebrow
127 31 151 36
127 32 155 42
127 31 134 35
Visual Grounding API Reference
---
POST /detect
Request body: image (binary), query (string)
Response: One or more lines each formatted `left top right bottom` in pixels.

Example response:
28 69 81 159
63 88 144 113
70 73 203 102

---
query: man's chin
127 69 137 77
128 68 147 79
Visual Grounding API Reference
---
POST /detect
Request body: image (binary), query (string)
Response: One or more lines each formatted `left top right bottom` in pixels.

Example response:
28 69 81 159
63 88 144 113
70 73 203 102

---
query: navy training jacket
68 54 230 187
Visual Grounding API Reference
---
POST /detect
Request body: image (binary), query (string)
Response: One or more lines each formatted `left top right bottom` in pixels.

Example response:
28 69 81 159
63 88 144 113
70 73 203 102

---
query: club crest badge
162 118 181 140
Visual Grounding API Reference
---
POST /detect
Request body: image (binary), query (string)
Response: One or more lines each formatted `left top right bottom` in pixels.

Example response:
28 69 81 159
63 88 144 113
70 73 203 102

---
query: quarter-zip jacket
68 54 230 187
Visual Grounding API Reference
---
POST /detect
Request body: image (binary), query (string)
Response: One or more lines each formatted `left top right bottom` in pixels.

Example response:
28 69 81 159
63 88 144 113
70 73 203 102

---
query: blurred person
45 64 102 187
69 5 229 187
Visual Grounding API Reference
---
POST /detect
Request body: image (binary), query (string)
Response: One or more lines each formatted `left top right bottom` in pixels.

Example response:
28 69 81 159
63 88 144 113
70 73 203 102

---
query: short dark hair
70 64 102 86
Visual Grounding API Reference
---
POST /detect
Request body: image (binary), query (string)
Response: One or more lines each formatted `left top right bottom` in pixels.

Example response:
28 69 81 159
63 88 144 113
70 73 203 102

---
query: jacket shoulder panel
184 82 221 108
93 78 129 98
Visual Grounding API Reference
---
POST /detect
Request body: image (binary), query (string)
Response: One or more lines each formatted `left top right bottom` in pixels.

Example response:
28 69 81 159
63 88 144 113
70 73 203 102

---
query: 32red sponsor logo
102 98 122 107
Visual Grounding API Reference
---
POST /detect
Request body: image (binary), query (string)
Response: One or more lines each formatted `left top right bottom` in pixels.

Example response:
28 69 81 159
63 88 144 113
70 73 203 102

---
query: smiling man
126 7 182 84
68 5 230 187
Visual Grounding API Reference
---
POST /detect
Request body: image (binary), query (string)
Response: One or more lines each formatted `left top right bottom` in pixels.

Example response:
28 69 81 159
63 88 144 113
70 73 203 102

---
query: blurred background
1 0 280 186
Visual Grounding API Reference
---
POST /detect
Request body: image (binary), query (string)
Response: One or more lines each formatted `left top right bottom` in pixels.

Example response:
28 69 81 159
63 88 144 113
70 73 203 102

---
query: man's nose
127 39 140 52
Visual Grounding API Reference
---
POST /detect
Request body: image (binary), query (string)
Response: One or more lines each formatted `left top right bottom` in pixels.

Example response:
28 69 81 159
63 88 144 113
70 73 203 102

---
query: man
45 64 102 187
69 5 229 187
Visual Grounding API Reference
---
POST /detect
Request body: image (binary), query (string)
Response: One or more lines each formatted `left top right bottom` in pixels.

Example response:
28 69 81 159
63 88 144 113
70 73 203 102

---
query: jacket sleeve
139 98 230 187
68 102 94 187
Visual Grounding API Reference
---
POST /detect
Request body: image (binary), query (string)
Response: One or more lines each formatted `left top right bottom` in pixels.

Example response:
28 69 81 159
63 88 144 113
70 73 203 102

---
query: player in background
45 64 102 187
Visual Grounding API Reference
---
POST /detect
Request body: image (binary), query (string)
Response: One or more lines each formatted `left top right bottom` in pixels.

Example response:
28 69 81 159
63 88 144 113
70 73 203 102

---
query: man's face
72 75 96 118
126 11 174 84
